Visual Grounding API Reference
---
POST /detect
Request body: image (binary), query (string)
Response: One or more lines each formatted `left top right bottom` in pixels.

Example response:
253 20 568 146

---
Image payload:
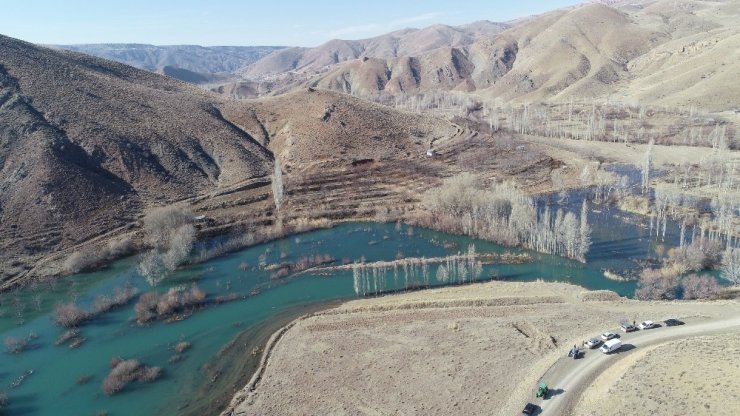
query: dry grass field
222 281 740 416
575 332 740 416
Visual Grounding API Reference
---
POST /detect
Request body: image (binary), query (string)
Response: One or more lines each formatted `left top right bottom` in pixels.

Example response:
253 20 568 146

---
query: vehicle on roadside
664 318 684 327
536 383 549 398
584 337 602 348
568 346 582 359
639 320 657 330
600 338 622 354
522 402 538 415
620 322 637 332
601 331 617 341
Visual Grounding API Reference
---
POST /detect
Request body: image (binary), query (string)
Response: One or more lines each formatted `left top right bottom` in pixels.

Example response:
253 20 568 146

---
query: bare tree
138 250 166 287
641 139 654 193
579 200 591 261
682 274 722 299
721 248 740 285
162 225 195 270
272 159 284 212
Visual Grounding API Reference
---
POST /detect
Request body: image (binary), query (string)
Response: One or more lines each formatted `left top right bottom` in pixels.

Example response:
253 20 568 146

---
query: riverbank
222 280 740 416
173 300 341 416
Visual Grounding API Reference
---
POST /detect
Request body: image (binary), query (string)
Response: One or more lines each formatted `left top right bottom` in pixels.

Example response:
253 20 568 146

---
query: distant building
426 149 436 157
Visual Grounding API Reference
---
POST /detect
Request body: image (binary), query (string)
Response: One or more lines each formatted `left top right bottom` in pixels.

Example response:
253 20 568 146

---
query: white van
600 338 622 354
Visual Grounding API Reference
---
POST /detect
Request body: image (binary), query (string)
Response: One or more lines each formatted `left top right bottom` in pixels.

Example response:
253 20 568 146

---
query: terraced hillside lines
0 34 276 286
282 160 441 223
5 35 515 287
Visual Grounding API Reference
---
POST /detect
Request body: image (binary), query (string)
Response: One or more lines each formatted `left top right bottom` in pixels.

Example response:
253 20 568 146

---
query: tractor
536 382 549 398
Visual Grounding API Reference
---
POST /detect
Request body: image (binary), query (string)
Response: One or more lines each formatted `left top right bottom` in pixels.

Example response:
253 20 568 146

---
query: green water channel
0 204 683 416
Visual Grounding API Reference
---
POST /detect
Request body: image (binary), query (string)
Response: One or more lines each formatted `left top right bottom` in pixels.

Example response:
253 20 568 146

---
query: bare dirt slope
3 34 559 288
242 23 508 78
222 281 740 416
0 34 272 285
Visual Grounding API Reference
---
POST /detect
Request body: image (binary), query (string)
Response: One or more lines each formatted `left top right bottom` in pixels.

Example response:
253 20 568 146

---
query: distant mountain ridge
242 21 510 77
53 43 285 76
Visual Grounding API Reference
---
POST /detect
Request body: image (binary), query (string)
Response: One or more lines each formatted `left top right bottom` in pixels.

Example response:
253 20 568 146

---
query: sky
2 0 584 47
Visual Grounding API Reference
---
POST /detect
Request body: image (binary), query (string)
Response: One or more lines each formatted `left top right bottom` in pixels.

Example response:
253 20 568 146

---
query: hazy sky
3 0 583 47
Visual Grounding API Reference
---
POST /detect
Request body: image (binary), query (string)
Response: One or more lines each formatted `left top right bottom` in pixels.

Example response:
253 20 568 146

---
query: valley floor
221 281 740 416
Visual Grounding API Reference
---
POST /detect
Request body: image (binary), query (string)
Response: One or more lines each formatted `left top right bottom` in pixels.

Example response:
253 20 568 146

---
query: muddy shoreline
169 299 344 416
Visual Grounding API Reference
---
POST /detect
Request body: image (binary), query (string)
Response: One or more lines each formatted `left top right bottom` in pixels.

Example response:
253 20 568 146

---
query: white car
639 320 657 330
600 338 622 354
584 337 602 348
601 331 617 341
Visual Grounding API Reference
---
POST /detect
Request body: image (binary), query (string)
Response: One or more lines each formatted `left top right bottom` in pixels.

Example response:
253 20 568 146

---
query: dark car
522 402 539 415
664 318 685 327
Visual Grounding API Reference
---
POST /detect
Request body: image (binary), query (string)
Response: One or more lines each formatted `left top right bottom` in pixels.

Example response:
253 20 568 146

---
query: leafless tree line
364 90 736 149
351 245 484 296
418 174 590 261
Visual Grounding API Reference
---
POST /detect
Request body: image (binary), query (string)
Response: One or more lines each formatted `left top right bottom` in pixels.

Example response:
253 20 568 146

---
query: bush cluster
102 358 161 395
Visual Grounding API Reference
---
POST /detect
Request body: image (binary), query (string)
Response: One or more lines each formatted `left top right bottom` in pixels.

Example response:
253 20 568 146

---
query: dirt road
533 315 740 415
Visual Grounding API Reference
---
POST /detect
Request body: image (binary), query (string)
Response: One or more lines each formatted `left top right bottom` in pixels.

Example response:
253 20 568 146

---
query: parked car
639 320 657 330
600 338 622 354
584 337 602 348
601 331 617 341
522 402 538 415
664 318 685 327
620 322 637 332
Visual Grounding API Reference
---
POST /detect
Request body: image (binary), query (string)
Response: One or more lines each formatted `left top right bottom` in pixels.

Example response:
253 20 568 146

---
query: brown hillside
242 22 507 78
239 1 739 113
3 35 555 288
0 34 275 285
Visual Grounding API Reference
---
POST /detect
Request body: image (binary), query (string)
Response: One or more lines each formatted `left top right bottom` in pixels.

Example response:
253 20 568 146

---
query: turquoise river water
0 200 695 415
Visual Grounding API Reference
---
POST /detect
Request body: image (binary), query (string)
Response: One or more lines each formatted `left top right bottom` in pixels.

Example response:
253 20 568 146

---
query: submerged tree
721 248 740 285
641 139 654 193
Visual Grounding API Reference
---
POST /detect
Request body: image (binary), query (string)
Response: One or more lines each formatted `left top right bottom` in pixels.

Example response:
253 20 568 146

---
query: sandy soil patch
575 333 740 416
222 281 740 416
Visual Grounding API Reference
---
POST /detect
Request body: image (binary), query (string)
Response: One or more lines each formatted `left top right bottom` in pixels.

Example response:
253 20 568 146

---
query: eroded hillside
1 35 557 288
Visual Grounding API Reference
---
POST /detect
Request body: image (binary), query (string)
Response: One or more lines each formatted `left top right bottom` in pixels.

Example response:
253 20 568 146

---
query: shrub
63 237 134 274
668 239 724 272
134 285 206 323
134 293 159 323
52 303 90 328
634 268 679 300
91 285 139 314
77 374 93 384
63 250 100 274
102 359 141 395
175 341 191 354
4 336 28 354
138 366 162 382
189 285 206 305
55 329 80 346
141 205 193 248
102 358 162 395
682 274 722 299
